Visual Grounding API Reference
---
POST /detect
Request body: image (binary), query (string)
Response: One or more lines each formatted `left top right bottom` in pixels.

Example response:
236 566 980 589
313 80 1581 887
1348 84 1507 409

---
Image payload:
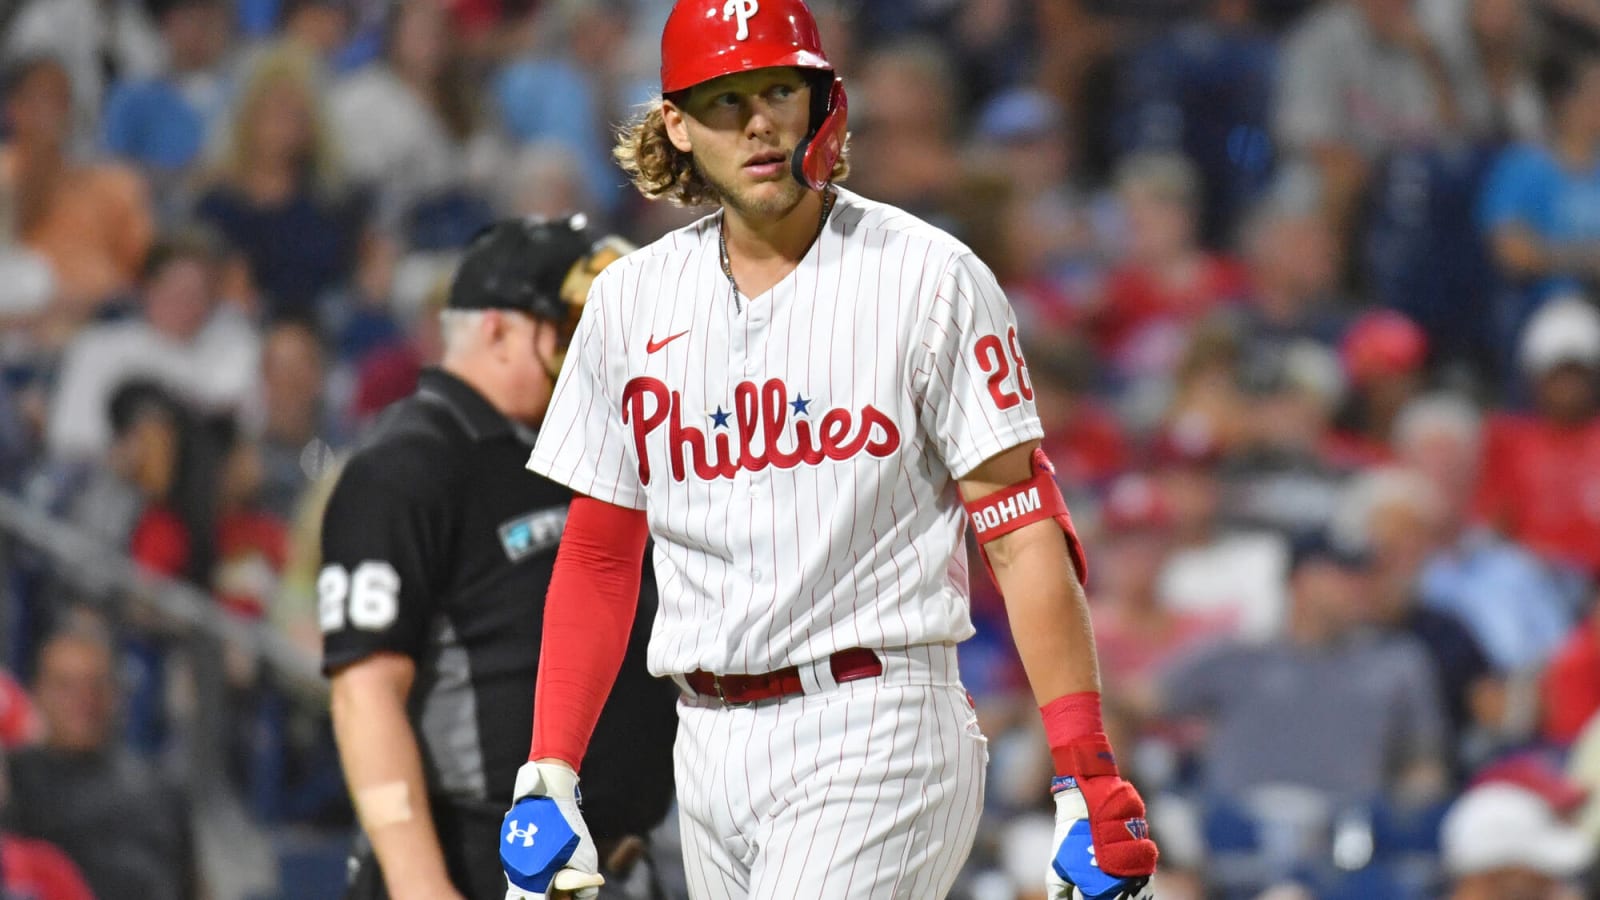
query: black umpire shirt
320 368 677 850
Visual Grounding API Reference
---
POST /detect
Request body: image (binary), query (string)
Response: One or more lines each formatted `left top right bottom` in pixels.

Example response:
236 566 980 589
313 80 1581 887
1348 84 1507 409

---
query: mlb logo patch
498 507 568 562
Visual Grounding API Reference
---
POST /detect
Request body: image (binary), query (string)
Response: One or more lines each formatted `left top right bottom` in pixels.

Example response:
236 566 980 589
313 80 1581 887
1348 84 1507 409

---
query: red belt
683 648 883 705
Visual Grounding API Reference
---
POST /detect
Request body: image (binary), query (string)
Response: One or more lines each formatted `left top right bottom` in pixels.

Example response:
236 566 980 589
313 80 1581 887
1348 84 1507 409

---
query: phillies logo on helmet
622 376 901 484
723 0 759 40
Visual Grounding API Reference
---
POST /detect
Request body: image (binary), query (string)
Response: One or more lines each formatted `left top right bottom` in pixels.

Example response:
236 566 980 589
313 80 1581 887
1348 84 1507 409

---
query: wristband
1041 691 1106 776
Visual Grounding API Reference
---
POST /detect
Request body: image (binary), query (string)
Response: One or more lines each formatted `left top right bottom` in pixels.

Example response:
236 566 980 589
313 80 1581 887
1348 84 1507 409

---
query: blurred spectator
1540 602 1600 746
1152 420 1290 642
1440 782 1593 900
1156 528 1447 804
42 381 191 573
1544 0 1600 57
496 141 598 224
1330 309 1429 465
2 0 164 150
0 669 41 750
1159 324 1251 457
1394 393 1579 675
1027 337 1129 492
212 421 287 620
494 0 634 218
0 746 95 900
1033 0 1126 185
1570 711 1600 841
1335 466 1505 768
254 320 332 521
283 0 354 46
1 54 155 348
1091 473 1234 717
1480 51 1600 355
1276 0 1460 248
1475 296 1600 576
972 89 1107 337
1093 152 1248 384
330 0 498 235
846 38 964 224
344 254 450 426
943 0 1039 114
1229 201 1349 356
47 227 261 461
100 0 236 199
8 617 199 900
1113 0 1278 245
1420 0 1543 143
1225 337 1351 537
195 44 368 321
243 0 353 69
971 85 1077 211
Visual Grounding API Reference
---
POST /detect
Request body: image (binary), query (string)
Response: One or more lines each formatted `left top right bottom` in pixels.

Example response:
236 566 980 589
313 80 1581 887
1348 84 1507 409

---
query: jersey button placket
745 296 768 376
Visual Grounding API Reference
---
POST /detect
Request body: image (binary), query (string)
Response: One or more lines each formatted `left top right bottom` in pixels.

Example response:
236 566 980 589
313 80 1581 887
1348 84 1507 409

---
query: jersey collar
417 367 527 444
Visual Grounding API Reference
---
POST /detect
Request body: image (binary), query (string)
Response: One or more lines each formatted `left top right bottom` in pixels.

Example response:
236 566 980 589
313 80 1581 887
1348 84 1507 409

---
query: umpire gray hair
439 308 489 361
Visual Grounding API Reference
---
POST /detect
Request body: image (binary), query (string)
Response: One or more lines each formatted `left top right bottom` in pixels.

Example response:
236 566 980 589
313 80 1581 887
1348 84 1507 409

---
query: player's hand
501 761 605 900
1046 735 1158 900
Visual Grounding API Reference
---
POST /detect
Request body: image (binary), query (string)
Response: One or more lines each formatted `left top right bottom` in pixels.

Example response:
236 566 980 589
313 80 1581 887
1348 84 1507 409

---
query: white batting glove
501 761 605 900
1047 777 1156 900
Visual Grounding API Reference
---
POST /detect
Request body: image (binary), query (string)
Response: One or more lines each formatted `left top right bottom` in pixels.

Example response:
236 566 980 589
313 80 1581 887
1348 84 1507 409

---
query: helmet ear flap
792 76 847 191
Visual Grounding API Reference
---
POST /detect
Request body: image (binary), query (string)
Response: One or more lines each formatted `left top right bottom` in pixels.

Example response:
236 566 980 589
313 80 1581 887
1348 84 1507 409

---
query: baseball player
322 217 678 900
499 2 1160 898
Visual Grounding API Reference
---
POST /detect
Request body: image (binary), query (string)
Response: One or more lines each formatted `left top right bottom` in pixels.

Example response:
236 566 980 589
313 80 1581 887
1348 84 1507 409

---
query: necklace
719 187 837 313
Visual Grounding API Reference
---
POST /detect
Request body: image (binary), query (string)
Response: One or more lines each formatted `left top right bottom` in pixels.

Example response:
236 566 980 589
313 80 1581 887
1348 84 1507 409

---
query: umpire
322 216 678 900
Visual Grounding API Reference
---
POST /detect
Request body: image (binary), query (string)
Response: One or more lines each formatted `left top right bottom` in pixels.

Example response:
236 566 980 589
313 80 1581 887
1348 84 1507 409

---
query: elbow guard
962 447 1087 586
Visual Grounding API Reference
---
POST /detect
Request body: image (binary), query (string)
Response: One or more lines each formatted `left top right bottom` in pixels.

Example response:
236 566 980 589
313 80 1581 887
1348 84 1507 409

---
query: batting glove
1046 735 1158 900
501 761 605 900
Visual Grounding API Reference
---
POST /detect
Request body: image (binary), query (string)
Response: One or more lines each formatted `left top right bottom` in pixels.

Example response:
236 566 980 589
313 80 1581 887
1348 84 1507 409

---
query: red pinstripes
840 680 902 895
885 686 935 897
679 673 984 898
531 191 1042 678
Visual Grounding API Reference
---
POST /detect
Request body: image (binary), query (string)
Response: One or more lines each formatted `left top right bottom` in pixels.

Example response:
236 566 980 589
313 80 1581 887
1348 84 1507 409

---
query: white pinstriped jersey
527 188 1043 677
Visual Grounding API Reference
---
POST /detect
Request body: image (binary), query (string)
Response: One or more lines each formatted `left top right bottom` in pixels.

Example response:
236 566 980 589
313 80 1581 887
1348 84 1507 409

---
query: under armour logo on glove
505 820 539 849
723 0 758 39
1053 820 1151 899
500 798 580 894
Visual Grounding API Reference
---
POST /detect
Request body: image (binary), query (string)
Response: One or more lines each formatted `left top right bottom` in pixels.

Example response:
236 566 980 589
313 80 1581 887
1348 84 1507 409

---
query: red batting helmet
660 0 848 191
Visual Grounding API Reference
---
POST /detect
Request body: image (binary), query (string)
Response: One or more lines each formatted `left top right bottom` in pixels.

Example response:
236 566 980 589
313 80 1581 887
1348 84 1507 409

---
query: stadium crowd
0 0 1599 897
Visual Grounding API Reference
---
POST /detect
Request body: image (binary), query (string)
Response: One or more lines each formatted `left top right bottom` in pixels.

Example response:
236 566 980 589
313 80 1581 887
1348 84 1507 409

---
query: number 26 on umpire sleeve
974 327 1034 410
318 561 401 632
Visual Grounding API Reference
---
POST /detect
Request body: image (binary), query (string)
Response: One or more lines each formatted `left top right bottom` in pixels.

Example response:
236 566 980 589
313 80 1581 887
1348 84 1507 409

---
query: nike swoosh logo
646 331 690 353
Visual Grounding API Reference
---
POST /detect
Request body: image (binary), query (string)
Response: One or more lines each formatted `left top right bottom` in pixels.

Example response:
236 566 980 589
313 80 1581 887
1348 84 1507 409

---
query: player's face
664 68 814 220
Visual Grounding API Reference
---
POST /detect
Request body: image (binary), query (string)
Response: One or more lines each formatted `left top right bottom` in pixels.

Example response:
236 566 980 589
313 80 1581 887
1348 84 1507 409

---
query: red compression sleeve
529 496 650 770
1040 691 1107 776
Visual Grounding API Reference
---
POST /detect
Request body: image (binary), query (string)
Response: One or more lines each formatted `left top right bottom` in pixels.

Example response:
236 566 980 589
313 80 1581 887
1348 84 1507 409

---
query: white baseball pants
670 644 988 899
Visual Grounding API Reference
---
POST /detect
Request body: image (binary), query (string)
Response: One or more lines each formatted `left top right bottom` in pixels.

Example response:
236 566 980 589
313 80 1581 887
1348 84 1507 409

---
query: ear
661 99 694 154
484 310 514 361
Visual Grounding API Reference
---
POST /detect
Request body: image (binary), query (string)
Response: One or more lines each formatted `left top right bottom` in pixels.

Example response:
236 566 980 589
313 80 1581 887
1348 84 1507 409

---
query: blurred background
1 0 1600 897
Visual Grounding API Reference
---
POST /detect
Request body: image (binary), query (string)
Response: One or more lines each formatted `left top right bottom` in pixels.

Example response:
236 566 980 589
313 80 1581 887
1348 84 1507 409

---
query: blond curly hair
613 98 850 208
